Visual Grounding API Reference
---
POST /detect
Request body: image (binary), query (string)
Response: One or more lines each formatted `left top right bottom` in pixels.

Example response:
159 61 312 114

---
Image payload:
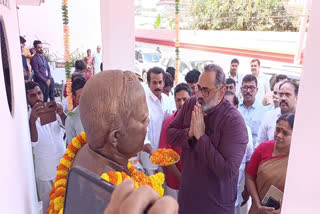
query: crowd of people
23 36 298 214
20 36 103 101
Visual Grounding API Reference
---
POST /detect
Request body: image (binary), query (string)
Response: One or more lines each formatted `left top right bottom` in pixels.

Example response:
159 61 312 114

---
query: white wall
282 0 320 213
1 1 38 213
17 0 102 61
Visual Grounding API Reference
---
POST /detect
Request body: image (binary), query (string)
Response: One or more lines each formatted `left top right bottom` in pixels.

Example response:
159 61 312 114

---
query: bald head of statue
72 70 149 175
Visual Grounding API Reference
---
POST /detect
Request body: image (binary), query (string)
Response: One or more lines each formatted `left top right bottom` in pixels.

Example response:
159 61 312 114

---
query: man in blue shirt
238 74 267 148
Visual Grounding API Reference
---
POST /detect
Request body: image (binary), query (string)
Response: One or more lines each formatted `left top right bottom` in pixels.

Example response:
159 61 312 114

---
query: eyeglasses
195 85 220 97
241 86 256 92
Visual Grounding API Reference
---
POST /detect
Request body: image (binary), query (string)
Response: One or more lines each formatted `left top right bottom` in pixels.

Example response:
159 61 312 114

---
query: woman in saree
84 49 94 76
246 113 295 214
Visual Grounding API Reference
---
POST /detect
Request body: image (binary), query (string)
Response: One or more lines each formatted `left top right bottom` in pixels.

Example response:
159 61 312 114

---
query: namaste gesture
188 102 205 140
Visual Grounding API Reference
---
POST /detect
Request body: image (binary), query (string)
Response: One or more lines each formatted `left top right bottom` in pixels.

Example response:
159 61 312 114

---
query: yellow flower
80 132 87 142
72 138 81 149
150 173 165 197
101 173 110 182
54 196 64 211
127 162 132 169
55 179 67 189
60 158 72 169
115 172 122 185
59 208 64 214
56 170 68 177
65 148 75 158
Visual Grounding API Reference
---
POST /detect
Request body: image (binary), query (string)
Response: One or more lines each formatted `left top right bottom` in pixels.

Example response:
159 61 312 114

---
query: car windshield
190 60 214 71
143 53 161 63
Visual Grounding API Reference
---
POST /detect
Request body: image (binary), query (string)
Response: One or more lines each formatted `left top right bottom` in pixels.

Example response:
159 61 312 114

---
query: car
262 64 301 89
160 56 214 82
134 48 162 82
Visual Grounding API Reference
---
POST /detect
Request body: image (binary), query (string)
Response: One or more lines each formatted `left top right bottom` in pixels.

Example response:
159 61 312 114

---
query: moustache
198 98 205 105
280 100 288 106
155 88 162 92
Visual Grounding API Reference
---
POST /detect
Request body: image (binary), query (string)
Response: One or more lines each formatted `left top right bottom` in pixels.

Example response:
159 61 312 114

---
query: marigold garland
101 162 165 197
175 0 180 85
150 148 180 166
47 132 166 214
62 0 73 111
47 132 87 214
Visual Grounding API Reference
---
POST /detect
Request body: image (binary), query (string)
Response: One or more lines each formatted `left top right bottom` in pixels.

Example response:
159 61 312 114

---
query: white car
134 48 162 82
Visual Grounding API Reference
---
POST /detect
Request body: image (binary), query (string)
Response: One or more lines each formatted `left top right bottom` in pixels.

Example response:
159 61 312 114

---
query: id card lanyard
37 54 48 76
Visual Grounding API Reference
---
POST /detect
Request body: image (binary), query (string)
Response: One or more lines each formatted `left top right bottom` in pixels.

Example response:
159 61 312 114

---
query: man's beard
198 92 220 113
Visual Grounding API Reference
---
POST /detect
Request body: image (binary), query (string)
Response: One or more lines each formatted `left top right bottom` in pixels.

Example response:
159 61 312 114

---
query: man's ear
108 130 121 147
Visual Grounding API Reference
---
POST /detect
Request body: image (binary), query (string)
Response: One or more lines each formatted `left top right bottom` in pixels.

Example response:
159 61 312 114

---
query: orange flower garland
150 148 180 166
101 162 165 197
62 0 73 111
47 132 87 214
175 0 180 85
47 132 165 214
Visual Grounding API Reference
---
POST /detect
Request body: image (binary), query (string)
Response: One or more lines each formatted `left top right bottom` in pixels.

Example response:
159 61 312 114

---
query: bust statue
72 70 149 175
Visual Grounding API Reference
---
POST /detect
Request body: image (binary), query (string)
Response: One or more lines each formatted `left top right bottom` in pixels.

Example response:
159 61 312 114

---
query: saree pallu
249 155 288 214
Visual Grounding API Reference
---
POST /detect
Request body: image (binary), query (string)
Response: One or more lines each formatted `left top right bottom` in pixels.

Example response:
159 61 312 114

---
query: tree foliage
187 0 300 31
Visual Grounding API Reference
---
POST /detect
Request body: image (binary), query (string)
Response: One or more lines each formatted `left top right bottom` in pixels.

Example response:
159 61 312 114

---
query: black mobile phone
64 166 115 214
265 196 280 210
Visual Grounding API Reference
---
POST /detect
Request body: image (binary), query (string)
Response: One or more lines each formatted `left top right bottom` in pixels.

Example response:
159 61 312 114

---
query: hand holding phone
38 101 57 126
30 102 44 124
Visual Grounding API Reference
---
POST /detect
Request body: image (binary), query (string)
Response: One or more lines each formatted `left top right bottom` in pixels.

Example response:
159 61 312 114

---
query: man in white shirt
163 72 177 114
93 45 102 74
25 81 66 212
227 58 243 96
65 77 86 143
250 59 271 104
224 91 254 214
141 67 172 175
256 81 299 147
263 81 282 111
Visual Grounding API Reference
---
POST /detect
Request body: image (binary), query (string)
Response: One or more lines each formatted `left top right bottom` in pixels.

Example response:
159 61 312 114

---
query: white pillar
294 0 312 64
282 0 320 213
100 0 135 71
1 1 38 213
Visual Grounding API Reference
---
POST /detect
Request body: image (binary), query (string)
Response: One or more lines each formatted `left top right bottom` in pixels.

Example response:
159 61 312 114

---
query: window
142 53 160 63
0 18 13 114
0 0 9 8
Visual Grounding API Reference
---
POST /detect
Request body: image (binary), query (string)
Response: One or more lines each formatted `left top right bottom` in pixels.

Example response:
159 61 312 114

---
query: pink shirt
159 111 182 190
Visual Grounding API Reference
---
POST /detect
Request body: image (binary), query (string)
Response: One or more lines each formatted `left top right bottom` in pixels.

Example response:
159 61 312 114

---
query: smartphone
64 166 115 214
39 101 57 126
265 196 280 210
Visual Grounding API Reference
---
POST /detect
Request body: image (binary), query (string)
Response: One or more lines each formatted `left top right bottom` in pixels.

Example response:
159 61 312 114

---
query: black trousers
37 77 55 102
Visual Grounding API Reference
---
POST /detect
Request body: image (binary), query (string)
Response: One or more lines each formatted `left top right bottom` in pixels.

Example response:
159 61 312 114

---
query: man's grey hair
204 64 226 87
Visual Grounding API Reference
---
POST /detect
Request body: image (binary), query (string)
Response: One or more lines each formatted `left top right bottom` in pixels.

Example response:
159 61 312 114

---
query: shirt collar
240 99 259 109
228 72 239 81
148 90 162 103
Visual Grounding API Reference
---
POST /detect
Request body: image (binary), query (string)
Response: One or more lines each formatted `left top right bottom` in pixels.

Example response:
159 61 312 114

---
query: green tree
187 0 300 31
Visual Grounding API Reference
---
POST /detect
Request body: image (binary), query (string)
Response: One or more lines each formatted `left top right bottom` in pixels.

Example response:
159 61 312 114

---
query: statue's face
117 92 149 157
